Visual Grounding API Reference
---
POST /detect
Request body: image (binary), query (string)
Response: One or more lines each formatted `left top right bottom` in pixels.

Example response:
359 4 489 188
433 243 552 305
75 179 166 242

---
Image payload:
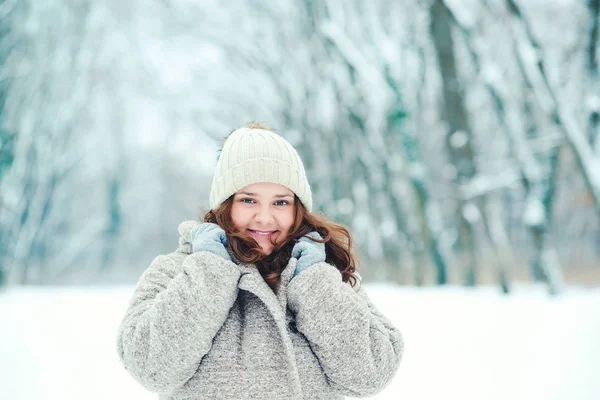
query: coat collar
234 255 298 318
178 220 298 318
234 257 304 398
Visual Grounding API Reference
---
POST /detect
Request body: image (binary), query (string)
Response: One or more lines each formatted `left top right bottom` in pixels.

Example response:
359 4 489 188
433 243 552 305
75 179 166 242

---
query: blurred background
1 1 600 400
1 0 599 293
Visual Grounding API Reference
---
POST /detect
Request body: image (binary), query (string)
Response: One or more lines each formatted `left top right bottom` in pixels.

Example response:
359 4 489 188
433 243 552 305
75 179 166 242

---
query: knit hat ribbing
209 126 313 211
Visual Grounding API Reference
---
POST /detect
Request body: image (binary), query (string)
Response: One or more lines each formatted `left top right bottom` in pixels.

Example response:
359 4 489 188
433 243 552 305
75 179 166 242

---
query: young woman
117 123 404 399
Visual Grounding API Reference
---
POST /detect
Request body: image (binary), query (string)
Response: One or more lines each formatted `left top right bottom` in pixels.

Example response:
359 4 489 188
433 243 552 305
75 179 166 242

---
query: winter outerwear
117 220 403 399
209 126 313 211
190 223 231 261
291 232 326 277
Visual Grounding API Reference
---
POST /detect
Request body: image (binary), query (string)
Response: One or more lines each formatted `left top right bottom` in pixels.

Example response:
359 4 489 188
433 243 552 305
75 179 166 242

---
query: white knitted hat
209 126 313 211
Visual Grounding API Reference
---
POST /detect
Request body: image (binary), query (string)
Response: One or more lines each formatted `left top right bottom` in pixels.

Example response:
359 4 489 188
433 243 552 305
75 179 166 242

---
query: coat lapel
237 263 286 322
235 260 304 399
235 258 298 319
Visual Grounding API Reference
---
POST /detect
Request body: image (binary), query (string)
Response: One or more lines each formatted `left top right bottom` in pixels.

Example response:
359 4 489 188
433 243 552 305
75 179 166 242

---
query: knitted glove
191 223 231 261
291 232 326 277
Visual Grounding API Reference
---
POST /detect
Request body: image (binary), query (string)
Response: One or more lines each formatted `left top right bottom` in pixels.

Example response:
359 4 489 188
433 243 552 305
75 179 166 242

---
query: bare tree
429 0 483 286
442 0 563 293
1 0 595 293
587 0 600 152
503 0 600 215
0 0 226 284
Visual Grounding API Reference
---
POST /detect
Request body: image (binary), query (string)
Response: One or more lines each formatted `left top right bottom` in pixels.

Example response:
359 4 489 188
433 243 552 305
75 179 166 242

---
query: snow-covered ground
1 283 599 400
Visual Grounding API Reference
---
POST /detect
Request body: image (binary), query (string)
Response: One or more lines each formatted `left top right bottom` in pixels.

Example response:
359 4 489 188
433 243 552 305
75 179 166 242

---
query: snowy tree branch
505 0 600 215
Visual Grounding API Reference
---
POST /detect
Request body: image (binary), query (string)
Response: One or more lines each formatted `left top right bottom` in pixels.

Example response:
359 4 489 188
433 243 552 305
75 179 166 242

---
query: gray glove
291 232 326 277
191 223 231 261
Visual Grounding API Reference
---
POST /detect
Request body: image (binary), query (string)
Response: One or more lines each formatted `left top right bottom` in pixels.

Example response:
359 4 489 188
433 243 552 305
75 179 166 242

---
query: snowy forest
1 0 599 294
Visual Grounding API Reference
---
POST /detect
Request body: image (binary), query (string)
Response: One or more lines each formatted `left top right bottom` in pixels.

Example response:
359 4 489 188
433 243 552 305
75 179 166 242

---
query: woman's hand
291 232 326 276
191 223 231 261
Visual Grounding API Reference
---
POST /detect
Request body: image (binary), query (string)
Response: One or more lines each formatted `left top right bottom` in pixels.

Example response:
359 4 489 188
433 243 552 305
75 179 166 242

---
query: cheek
230 206 249 229
278 210 295 233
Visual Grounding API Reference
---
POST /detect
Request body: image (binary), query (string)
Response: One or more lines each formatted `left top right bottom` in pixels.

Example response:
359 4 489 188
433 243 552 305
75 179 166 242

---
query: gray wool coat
117 221 404 399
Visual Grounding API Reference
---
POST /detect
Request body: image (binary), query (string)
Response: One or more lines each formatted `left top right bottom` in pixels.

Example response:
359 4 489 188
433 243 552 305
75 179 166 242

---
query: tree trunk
430 0 478 285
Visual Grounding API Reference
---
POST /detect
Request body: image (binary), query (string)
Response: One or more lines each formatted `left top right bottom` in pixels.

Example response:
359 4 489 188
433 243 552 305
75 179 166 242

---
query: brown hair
203 196 358 292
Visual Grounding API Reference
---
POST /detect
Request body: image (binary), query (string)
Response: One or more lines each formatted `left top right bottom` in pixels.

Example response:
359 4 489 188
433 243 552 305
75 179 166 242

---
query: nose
254 206 275 226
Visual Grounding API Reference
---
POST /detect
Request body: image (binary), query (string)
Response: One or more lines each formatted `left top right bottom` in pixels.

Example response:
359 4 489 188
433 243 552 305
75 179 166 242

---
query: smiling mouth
248 229 278 237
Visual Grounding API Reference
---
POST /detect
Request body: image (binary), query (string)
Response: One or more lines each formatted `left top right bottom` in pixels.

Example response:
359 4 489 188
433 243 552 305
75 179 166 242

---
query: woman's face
231 182 295 255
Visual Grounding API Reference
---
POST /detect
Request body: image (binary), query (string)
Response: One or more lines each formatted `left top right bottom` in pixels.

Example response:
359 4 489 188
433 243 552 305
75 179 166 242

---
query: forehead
235 182 294 197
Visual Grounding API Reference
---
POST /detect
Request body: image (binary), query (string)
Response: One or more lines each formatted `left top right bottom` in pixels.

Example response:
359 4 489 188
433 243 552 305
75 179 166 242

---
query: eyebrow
238 192 294 199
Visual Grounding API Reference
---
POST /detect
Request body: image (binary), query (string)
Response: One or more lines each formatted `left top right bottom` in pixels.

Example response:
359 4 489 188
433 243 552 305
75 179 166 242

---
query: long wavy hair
203 196 358 292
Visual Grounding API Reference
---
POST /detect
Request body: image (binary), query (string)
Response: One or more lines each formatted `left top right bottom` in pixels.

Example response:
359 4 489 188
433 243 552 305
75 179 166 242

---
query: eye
274 200 289 207
240 198 256 204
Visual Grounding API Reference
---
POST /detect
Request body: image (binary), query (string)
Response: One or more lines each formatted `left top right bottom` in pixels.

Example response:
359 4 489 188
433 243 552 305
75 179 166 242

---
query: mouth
247 229 278 238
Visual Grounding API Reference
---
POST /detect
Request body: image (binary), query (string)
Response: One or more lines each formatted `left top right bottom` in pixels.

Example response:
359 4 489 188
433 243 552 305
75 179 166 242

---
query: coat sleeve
286 262 404 398
116 251 241 395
